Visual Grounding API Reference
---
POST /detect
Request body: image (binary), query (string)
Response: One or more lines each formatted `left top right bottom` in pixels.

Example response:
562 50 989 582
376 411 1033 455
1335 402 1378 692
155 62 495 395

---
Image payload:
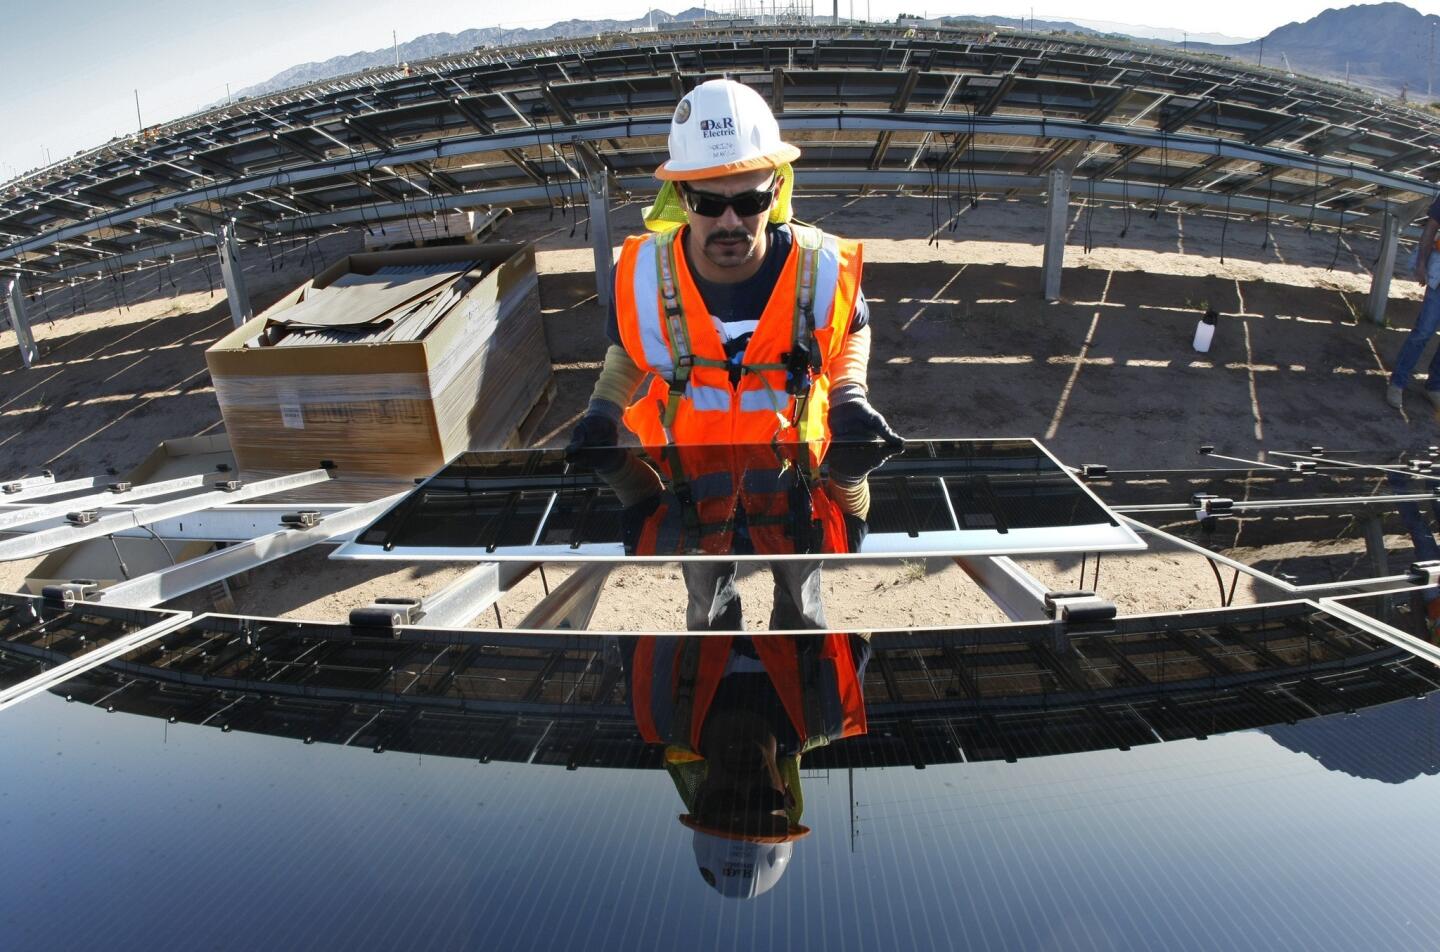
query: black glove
564 414 624 472
829 398 904 446
826 440 905 486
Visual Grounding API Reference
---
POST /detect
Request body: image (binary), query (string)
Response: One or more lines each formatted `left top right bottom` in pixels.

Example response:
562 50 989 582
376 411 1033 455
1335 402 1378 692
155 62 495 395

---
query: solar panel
5 597 1426 768
331 438 1143 562
8 599 1440 944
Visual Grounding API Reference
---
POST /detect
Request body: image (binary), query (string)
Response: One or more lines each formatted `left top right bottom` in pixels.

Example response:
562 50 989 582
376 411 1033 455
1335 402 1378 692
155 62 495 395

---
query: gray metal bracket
217 219 253 329
40 579 99 610
4 277 38 368
348 561 539 635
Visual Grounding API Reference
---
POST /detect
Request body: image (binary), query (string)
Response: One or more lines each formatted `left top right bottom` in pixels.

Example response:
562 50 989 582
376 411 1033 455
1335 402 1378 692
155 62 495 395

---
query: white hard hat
689 829 796 900
656 78 801 182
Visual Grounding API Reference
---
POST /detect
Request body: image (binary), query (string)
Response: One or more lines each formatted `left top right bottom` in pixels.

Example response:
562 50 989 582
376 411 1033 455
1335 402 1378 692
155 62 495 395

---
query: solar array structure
1 593 1432 769
4 20 1440 307
2 443 1440 772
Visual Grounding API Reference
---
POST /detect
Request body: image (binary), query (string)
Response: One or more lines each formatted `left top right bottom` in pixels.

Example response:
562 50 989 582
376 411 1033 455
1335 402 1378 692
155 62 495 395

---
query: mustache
706 229 752 245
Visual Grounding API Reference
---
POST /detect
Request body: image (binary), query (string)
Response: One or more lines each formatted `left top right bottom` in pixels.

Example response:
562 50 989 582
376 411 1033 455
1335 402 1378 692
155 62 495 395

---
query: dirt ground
0 192 1428 627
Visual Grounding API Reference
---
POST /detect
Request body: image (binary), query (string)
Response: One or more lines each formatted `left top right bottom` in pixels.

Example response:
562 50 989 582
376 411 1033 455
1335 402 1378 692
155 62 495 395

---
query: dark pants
1391 284 1440 390
682 560 827 631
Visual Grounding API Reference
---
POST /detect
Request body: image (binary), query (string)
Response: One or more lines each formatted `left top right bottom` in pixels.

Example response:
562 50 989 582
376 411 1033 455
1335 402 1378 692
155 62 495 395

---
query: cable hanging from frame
1219 190 1233 265
1083 170 1096 255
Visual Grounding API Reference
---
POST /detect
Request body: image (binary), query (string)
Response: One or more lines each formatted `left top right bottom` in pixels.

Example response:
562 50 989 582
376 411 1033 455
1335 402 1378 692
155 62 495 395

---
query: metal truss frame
7 23 1440 290
2 450 1440 740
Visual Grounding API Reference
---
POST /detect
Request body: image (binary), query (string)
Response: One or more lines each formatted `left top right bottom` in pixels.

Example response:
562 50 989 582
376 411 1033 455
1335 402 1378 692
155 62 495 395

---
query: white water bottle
1193 308 1217 353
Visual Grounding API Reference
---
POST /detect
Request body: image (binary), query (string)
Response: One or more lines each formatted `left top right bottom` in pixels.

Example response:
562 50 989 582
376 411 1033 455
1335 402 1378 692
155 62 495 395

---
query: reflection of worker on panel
1386 469 1440 639
594 441 893 630
619 632 871 898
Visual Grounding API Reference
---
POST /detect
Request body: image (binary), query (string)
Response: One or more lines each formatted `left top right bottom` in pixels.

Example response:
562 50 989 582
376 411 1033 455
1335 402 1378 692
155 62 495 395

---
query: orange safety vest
630 443 850 556
614 223 862 448
631 634 868 752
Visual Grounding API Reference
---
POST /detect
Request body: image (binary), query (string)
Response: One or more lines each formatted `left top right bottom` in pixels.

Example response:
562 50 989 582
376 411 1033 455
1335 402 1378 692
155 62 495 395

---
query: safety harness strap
654 229 726 436
787 224 825 439
651 225 826 440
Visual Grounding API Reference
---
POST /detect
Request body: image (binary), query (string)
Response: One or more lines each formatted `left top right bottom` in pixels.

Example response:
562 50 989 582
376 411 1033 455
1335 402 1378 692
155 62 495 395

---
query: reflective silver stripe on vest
631 229 845 374
811 232 842 332
740 388 790 414
686 385 732 413
630 239 674 376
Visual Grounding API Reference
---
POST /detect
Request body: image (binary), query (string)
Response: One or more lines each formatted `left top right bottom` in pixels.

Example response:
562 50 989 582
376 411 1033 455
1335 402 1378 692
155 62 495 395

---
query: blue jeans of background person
1391 285 1440 390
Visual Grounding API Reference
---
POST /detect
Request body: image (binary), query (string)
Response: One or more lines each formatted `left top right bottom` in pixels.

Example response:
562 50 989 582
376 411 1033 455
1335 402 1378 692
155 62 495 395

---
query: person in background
1386 194 1440 411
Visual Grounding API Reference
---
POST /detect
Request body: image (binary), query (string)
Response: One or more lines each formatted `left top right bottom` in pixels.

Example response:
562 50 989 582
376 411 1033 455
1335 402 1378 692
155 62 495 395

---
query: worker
619 630 872 899
1387 193 1440 410
567 76 902 630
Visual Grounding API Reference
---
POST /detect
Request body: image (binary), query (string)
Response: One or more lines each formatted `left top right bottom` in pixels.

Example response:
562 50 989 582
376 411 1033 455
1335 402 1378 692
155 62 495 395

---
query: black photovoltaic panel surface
0 594 185 693
342 438 1133 559
1 597 1423 769
9 597 1440 945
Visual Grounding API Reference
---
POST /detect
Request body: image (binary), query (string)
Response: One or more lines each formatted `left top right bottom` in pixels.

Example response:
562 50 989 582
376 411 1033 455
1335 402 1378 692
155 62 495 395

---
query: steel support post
5 277 38 368
1042 155 1080 303
583 161 614 307
1362 514 1390 577
1368 209 1400 324
217 220 253 329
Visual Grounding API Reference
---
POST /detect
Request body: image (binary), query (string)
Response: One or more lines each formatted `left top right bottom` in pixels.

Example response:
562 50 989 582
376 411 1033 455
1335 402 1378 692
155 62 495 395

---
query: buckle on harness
667 354 696 400
783 348 813 397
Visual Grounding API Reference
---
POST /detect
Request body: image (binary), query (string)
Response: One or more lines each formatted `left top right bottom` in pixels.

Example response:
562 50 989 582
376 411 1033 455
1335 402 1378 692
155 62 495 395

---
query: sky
5 0 1440 182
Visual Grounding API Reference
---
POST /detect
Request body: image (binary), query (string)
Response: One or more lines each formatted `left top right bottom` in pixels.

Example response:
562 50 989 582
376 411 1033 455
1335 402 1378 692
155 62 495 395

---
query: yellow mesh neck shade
643 164 796 233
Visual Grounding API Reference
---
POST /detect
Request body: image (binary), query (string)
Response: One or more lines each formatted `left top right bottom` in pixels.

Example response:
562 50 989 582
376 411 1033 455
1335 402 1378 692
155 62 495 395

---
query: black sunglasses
681 181 777 218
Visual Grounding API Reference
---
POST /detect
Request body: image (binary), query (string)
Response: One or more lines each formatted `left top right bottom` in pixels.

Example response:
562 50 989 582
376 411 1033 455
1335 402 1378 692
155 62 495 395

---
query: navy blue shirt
605 224 869 367
1429 194 1440 224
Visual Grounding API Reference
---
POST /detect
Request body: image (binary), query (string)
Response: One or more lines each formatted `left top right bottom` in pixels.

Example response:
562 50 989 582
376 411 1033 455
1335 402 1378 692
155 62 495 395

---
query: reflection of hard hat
656 79 801 182
685 823 808 899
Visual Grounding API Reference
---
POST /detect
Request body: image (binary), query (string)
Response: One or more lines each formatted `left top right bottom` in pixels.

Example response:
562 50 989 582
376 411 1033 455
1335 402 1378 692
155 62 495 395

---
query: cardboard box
206 244 551 500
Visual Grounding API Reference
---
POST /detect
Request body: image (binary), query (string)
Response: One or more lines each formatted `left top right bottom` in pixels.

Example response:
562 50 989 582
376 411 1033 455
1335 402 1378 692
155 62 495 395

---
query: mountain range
230 8 708 101
228 4 1439 106
1186 2 1440 99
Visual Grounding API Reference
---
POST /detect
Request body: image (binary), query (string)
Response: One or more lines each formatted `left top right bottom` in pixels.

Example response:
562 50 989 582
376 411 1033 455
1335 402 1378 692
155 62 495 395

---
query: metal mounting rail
0 469 331 562
95 492 403 608
0 503 359 543
0 475 104 503
0 474 211 532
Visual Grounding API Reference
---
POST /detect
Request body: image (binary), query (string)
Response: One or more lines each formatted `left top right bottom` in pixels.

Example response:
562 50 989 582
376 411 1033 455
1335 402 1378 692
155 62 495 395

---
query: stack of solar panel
205 244 552 500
